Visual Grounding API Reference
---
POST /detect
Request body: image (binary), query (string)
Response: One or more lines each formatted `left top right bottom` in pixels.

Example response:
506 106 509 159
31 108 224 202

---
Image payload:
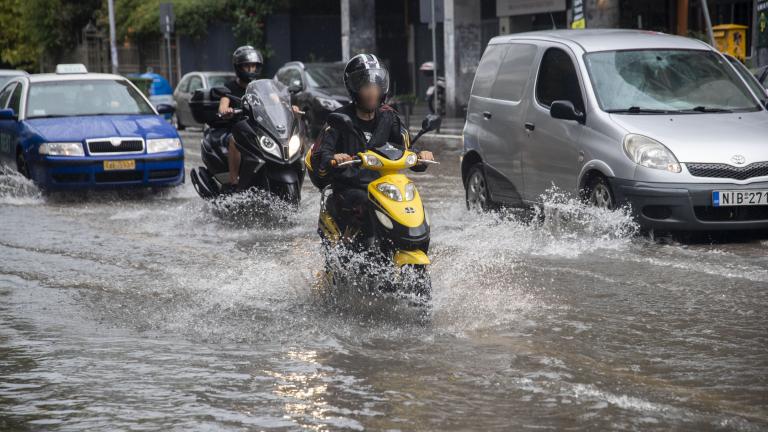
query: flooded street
1 131 767 431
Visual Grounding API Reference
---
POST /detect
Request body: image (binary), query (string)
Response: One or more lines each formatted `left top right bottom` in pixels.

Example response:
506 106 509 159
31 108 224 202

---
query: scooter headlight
259 134 282 159
405 153 418 167
377 182 403 201
364 154 383 168
288 133 301 158
623 134 681 173
374 209 393 229
404 182 416 201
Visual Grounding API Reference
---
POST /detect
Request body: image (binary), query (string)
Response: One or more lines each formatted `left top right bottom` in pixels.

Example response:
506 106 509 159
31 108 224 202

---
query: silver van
462 29 768 230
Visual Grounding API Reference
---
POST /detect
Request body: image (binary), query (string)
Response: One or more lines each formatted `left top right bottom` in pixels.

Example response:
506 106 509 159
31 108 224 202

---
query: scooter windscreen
242 79 294 140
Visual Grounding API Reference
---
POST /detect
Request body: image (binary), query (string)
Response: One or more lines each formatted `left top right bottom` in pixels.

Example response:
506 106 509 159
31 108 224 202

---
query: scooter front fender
394 249 430 267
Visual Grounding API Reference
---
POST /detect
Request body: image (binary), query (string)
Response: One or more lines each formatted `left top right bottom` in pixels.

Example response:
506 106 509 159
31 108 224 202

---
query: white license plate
712 190 768 207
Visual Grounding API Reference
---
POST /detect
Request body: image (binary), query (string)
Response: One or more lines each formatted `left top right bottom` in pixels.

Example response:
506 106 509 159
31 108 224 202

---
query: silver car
173 71 235 130
462 29 768 231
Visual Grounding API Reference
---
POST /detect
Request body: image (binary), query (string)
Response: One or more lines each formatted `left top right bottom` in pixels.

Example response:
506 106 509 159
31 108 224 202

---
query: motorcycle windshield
243 79 293 140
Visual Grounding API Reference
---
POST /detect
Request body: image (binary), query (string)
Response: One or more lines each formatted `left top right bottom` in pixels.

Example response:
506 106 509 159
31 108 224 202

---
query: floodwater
1 132 766 431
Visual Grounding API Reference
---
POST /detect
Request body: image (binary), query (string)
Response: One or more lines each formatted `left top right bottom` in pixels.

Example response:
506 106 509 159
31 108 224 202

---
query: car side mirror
550 100 585 123
420 114 442 133
210 86 231 98
327 112 354 132
156 104 174 115
0 108 17 120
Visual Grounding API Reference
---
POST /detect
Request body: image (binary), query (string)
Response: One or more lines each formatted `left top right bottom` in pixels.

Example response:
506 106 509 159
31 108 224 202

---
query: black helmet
232 45 263 83
343 54 389 109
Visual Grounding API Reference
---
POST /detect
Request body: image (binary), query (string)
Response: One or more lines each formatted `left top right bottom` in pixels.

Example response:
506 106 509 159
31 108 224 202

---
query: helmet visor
347 68 389 95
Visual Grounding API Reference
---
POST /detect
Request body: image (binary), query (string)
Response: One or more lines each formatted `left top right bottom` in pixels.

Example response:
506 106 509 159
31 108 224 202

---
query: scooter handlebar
216 109 244 119
332 158 362 168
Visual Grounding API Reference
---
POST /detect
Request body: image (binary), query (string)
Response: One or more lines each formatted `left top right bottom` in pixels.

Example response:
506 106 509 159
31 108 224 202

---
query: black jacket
313 103 406 189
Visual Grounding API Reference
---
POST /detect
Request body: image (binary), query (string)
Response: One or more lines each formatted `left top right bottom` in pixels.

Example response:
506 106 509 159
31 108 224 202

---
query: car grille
686 162 768 180
88 138 144 154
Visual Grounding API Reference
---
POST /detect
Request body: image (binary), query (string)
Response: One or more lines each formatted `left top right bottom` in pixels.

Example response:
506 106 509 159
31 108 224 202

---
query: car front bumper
612 178 768 231
32 152 185 190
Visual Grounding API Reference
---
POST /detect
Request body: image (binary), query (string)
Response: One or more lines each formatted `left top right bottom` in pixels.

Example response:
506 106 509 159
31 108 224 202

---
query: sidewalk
403 103 465 137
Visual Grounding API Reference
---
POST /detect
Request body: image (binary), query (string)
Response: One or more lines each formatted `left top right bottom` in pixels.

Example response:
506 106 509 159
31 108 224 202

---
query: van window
8 84 22 114
0 83 15 108
471 44 506 98
490 44 537 102
536 48 584 113
188 75 203 93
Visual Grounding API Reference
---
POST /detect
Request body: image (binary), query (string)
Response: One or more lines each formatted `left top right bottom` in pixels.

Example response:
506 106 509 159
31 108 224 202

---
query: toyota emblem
730 154 746 165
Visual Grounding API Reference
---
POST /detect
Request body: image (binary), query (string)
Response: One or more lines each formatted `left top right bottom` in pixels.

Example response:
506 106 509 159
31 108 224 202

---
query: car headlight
317 97 342 111
364 154 383 168
146 138 181 153
288 133 301 158
377 182 403 201
374 210 393 229
623 134 681 173
39 142 84 156
404 182 416 201
405 153 418 167
259 134 282 159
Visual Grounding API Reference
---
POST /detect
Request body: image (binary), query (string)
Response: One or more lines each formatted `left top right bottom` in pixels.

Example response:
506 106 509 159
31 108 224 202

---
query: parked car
0 70 28 89
462 29 768 231
723 54 768 102
275 61 350 138
0 64 184 190
173 71 235 130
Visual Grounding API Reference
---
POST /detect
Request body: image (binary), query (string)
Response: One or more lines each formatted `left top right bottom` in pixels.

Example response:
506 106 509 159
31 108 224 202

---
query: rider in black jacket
313 54 434 236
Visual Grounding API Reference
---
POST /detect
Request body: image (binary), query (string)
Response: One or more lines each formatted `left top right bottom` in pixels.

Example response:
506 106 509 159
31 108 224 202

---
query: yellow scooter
306 113 441 299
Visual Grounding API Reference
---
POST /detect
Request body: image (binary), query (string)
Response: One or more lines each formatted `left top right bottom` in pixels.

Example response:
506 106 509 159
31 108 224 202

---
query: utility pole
430 0 439 116
107 0 118 74
701 0 716 46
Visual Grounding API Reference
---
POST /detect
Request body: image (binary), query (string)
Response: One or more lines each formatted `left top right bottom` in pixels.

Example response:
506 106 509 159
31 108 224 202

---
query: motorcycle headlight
259 134 282 159
404 182 416 201
288 133 302 158
623 134 681 173
39 142 84 156
374 210 393 229
377 182 403 202
317 97 342 111
405 153 418 167
364 154 383 168
146 138 181 153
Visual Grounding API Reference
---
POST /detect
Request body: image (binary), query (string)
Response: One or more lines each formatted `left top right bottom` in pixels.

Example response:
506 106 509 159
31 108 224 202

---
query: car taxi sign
55 64 88 74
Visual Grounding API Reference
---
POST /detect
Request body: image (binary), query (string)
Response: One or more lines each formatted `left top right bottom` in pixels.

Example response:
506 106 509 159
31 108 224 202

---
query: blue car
0 65 184 190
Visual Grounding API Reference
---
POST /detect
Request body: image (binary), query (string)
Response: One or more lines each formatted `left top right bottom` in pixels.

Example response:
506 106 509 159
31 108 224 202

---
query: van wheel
16 149 30 178
465 164 495 211
584 175 615 210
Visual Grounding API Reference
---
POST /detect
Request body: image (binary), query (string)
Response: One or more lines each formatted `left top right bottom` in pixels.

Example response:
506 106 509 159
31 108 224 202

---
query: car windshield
207 74 235 88
305 64 345 88
725 56 767 101
26 79 155 118
584 49 761 113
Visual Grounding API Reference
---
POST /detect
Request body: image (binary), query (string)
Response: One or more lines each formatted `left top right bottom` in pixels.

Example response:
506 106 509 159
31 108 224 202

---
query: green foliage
116 0 231 41
0 0 102 70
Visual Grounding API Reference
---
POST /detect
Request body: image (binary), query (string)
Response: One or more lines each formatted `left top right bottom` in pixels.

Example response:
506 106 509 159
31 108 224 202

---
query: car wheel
173 113 185 130
15 149 30 178
584 175 615 210
465 164 495 211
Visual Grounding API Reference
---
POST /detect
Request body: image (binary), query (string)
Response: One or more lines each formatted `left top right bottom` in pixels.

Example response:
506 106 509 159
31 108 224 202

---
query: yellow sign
572 18 585 29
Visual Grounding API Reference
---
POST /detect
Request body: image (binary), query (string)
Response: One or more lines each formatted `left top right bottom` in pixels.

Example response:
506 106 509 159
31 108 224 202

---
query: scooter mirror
421 114 442 133
211 86 231 98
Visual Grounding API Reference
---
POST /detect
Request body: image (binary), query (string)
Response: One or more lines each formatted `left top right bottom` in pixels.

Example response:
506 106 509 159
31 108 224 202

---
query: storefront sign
572 0 585 29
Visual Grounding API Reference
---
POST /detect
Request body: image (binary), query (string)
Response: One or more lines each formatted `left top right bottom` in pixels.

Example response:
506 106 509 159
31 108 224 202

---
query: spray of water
0 164 42 205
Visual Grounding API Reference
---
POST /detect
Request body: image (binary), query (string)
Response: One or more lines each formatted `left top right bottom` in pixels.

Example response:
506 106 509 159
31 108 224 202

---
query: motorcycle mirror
421 114 442 133
288 84 302 94
327 112 354 132
210 86 231 98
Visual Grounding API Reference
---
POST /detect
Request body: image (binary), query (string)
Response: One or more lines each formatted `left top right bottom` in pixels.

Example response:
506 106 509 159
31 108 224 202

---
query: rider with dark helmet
312 54 434 237
219 45 264 186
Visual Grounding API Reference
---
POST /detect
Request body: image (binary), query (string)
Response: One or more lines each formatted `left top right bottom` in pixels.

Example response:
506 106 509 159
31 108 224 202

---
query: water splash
0 164 42 205
205 188 300 227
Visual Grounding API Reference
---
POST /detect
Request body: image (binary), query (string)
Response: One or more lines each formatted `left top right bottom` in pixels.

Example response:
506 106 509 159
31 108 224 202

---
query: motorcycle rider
219 45 263 186
313 54 434 238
